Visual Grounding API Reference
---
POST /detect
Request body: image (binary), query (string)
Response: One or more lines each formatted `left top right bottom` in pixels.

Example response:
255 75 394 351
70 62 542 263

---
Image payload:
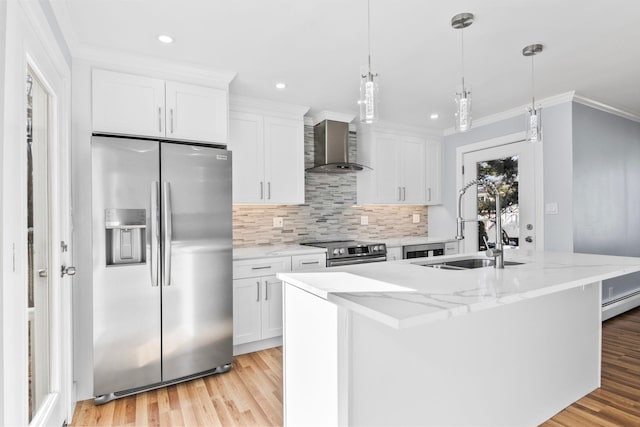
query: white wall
429 102 574 252
0 1 7 421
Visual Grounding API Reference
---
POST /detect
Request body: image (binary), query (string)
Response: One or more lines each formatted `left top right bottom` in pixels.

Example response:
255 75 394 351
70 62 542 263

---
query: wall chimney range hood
306 119 371 173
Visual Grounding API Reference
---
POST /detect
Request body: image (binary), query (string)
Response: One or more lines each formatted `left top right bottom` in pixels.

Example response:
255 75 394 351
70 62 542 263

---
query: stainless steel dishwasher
402 242 446 259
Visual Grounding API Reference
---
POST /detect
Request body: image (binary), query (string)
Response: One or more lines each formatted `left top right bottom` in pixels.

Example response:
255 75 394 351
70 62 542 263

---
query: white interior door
461 141 536 254
26 64 72 427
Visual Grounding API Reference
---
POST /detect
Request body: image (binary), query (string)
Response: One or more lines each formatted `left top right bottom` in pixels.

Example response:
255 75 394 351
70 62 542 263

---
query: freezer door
92 137 162 396
160 143 233 381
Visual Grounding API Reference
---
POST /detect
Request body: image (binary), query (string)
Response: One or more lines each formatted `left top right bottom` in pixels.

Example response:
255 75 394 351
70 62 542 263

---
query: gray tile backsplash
233 125 429 247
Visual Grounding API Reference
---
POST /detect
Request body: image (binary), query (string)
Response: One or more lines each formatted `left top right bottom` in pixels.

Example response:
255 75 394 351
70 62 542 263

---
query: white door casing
1 1 73 426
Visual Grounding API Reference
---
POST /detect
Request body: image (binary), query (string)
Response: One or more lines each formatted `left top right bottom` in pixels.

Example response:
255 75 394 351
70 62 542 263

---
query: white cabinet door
375 133 401 203
233 278 262 345
165 81 228 143
400 137 426 204
425 141 442 205
262 276 284 339
228 112 265 203
387 247 403 261
264 116 304 204
92 69 165 138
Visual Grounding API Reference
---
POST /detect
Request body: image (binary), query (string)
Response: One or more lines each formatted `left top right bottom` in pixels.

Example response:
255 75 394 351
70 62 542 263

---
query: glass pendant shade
455 88 472 132
359 71 379 124
527 107 541 142
451 12 474 133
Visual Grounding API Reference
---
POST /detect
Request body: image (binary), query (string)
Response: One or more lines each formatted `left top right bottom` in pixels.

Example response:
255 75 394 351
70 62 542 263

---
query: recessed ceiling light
158 34 174 44
275 82 287 90
430 113 439 120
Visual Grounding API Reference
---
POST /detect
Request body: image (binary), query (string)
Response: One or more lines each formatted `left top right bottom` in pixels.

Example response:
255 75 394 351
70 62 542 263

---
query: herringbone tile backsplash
233 125 429 247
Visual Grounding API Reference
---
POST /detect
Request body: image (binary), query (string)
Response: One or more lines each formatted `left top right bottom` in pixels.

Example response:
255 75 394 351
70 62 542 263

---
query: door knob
525 236 533 243
37 269 47 278
61 265 77 277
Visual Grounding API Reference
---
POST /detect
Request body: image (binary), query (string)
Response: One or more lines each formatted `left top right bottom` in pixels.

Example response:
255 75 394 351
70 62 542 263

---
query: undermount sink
414 257 524 270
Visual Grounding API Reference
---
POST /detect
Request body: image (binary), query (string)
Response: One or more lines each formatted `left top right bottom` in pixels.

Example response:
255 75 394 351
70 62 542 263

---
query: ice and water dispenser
105 208 146 266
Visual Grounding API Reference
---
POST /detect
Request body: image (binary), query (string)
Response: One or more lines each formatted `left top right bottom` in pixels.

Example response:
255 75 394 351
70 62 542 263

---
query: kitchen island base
283 281 601 426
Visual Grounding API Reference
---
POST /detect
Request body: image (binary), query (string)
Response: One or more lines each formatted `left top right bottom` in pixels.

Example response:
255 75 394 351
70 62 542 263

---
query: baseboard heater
602 289 640 321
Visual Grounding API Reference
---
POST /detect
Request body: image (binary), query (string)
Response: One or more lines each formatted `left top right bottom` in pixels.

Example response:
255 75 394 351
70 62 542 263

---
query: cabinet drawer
233 256 291 279
444 241 459 255
291 253 326 271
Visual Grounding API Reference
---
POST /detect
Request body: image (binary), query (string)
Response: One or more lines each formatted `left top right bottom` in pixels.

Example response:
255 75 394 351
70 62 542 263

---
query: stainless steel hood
306 120 371 173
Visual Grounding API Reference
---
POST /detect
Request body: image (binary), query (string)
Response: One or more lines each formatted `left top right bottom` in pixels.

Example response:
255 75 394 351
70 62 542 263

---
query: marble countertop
233 244 326 261
278 250 640 329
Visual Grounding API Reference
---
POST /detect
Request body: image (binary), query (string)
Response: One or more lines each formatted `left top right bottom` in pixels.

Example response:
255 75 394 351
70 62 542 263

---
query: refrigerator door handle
162 182 173 286
150 181 160 287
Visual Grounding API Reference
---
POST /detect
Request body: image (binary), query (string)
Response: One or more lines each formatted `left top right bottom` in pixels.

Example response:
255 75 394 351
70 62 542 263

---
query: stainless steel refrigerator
91 136 232 403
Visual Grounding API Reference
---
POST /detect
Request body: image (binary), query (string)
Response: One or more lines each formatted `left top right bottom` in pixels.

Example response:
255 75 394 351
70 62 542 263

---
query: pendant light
359 0 379 124
451 12 474 132
523 44 543 141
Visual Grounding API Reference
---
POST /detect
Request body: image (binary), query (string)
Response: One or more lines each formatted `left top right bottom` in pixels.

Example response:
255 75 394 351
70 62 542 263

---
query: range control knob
372 245 379 251
333 248 340 255
339 248 345 255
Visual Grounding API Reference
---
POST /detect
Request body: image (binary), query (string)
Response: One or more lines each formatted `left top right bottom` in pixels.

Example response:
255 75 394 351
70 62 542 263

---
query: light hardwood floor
71 307 640 426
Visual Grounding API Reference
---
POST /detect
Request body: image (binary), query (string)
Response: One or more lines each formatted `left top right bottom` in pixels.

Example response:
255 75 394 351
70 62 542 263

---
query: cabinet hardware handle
267 182 271 200
398 187 402 201
265 282 269 300
428 187 432 201
301 261 319 265
170 109 174 133
260 182 264 199
251 265 272 270
256 281 260 302
403 187 406 201
158 107 162 132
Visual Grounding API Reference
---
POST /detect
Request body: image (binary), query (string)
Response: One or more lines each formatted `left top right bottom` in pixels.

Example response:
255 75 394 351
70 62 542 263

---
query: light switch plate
412 214 420 224
545 202 559 215
273 217 284 228
360 216 368 225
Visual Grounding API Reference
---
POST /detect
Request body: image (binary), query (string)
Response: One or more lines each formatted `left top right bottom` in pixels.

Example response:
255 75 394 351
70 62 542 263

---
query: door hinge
462 165 465 175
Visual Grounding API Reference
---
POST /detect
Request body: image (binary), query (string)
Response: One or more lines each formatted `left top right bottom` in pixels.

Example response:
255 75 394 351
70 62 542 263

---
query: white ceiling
50 0 640 131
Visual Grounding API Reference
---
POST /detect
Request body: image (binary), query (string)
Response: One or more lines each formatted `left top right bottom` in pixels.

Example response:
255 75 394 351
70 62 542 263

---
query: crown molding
443 91 576 136
230 94 309 117
444 91 640 136
308 111 356 126
357 119 443 140
573 95 640 124
73 46 236 89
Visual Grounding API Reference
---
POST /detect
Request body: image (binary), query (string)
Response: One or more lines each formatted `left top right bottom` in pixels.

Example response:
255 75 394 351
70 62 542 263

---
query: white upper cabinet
228 97 308 204
92 69 228 143
357 128 429 205
165 81 228 143
425 140 442 205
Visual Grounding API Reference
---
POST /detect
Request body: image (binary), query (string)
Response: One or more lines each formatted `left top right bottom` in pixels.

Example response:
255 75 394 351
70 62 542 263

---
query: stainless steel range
302 240 387 267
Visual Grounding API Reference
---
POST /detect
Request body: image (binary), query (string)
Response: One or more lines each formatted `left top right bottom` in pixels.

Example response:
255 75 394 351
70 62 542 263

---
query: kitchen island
277 251 640 426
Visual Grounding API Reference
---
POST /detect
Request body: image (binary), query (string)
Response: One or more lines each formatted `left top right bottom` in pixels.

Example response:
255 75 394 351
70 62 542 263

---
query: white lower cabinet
387 246 403 261
233 275 284 345
233 252 326 351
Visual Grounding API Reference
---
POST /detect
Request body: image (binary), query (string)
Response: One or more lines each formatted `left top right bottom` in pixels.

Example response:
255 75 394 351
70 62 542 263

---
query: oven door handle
327 255 387 267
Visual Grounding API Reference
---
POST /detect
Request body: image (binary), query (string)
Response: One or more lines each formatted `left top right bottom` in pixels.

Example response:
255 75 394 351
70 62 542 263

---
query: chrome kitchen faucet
456 178 504 269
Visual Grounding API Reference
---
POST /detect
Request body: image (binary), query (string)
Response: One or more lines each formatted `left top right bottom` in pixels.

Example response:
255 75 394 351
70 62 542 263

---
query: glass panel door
27 68 51 423
462 141 535 254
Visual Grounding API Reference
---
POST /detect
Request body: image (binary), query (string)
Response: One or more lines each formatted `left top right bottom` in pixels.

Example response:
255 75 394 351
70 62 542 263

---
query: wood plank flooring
71 306 640 426
70 347 283 426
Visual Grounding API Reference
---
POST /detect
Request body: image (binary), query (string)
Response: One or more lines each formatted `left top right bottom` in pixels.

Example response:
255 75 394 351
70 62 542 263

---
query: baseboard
233 336 282 356
602 292 640 321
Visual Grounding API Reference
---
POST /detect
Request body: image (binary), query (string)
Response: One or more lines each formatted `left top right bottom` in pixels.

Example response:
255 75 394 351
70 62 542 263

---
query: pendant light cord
461 28 465 89
367 0 372 73
531 55 535 108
